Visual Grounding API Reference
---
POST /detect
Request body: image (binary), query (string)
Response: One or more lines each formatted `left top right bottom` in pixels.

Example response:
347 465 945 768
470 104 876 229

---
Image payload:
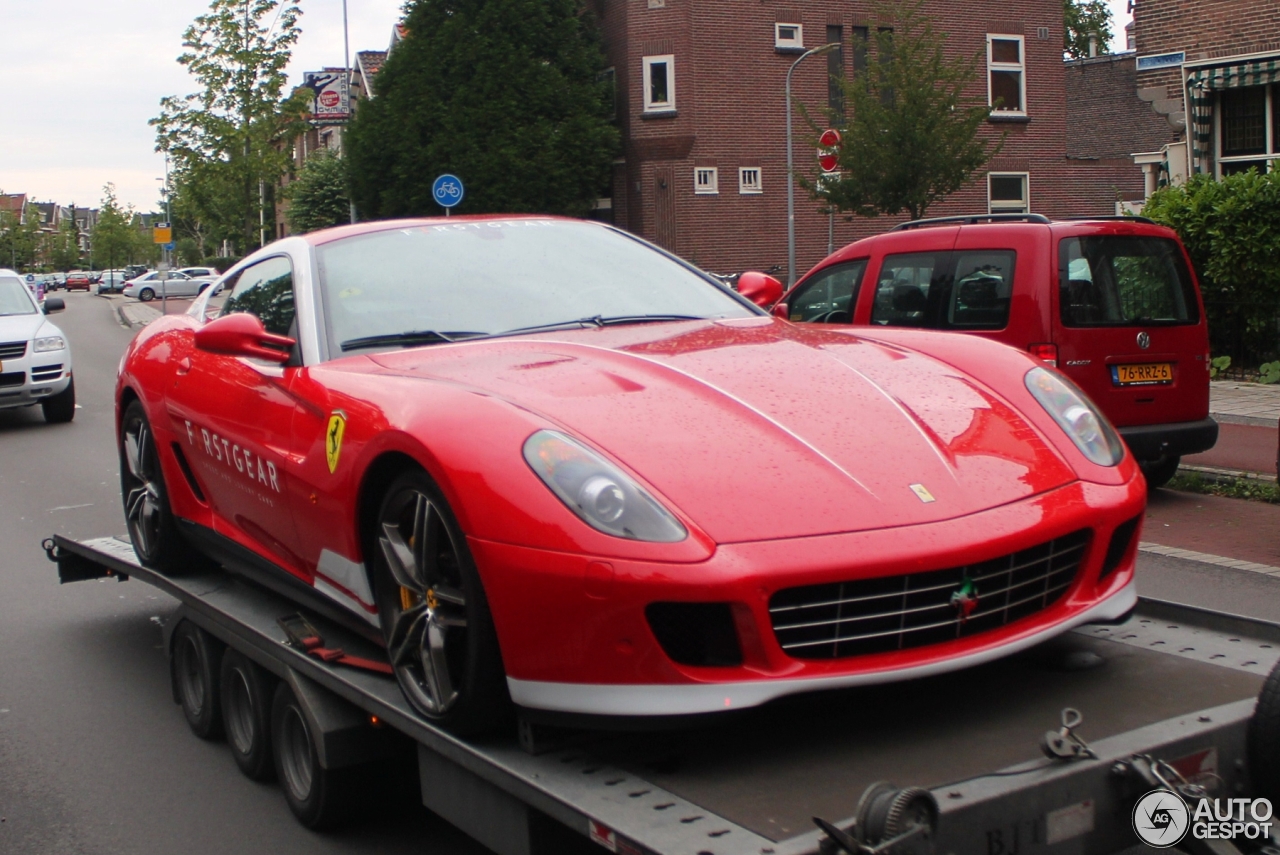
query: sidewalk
1209 381 1280 428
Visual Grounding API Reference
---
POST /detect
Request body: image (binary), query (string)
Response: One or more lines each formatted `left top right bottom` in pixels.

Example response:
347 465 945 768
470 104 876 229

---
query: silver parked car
0 269 75 422
121 270 216 301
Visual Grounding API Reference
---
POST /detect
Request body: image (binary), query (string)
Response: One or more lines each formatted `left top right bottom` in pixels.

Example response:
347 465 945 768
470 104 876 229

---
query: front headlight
1025 367 1124 466
34 336 66 352
523 430 688 542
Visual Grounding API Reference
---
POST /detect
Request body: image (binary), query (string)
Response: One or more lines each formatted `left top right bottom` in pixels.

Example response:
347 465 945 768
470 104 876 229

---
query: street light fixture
786 41 841 288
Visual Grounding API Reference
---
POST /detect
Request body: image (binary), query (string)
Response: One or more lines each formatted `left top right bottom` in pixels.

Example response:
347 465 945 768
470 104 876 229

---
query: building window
988 35 1025 114
1216 84 1278 175
694 167 719 195
642 55 675 113
738 167 762 194
988 173 1029 214
775 23 803 51
599 67 617 120
827 25 844 114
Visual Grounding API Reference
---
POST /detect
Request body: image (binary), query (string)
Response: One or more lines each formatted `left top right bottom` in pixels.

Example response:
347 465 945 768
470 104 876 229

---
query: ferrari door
165 255 306 578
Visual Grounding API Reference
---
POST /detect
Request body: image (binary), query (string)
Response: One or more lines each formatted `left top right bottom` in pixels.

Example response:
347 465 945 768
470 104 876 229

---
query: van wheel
1140 456 1180 489
42 377 75 423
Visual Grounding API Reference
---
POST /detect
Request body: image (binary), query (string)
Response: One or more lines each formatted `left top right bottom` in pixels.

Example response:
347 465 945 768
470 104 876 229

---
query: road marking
1139 541 1280 576
49 503 93 512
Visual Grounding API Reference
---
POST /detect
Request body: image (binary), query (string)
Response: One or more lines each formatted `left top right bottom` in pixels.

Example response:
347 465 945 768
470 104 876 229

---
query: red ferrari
116 216 1142 733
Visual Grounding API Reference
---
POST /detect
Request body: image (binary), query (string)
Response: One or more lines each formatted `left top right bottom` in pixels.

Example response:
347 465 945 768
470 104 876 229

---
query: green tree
152 0 309 256
347 0 619 218
1064 0 1114 59
284 151 351 233
48 216 82 271
92 185 142 273
803 0 1000 221
1143 169 1280 365
0 204 43 271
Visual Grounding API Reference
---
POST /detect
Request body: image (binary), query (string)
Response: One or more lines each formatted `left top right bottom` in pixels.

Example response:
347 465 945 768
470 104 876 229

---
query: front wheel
41 377 75 423
1140 455 1180 490
138 287 155 302
372 470 509 735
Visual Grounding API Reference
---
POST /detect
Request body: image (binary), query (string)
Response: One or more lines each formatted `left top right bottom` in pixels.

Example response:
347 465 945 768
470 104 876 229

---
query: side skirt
176 518 384 646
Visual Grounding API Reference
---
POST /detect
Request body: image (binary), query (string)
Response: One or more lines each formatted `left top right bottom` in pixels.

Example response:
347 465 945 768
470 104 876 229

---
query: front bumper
472 476 1146 717
1119 417 1218 462
0 351 71 408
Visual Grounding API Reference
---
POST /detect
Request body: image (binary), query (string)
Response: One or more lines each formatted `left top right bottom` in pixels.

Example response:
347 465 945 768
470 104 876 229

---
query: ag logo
1132 789 1189 848
326 411 346 474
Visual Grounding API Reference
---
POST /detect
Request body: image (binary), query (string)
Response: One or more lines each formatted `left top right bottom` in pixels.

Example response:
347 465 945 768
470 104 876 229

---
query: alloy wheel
378 489 469 717
122 417 163 559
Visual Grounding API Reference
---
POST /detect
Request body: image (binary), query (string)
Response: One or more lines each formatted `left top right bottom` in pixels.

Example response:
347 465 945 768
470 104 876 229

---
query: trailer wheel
172 622 224 740
371 469 509 735
1248 659 1280 803
220 649 276 781
271 681 351 829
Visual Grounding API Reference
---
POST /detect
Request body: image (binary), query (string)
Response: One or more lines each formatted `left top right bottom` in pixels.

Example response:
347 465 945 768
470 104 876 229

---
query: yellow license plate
1114 363 1173 385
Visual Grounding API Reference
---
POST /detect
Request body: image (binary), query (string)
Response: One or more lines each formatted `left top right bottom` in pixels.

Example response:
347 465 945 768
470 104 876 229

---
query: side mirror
771 302 789 320
43 297 65 314
194 312 295 364
737 271 785 308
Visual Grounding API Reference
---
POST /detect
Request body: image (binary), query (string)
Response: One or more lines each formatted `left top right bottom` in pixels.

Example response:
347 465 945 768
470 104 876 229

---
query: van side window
871 253 943 327
787 260 868 323
1059 237 1199 327
949 251 1015 329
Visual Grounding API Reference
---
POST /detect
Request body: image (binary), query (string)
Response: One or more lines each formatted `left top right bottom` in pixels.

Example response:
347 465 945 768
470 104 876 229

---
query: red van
777 214 1217 487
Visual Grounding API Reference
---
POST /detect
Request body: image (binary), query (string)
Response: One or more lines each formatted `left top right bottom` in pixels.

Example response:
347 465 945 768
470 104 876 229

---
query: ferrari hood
367 318 1076 543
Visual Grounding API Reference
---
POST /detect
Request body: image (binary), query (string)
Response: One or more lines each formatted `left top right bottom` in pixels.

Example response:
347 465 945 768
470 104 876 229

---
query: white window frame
642 54 676 113
694 167 719 195
987 35 1026 115
988 172 1030 214
1213 84 1279 178
775 23 804 50
738 167 763 194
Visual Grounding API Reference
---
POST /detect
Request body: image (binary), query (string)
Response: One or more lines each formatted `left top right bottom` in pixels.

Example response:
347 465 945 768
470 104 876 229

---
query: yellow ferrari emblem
326 412 346 473
909 483 936 503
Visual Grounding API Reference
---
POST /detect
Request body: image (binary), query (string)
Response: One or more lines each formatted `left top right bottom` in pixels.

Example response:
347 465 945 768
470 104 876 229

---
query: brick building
591 0 1107 279
1131 0 1280 180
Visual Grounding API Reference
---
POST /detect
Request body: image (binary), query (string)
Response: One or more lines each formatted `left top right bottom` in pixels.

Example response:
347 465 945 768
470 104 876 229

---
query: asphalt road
2 292 1279 854
0 292 491 855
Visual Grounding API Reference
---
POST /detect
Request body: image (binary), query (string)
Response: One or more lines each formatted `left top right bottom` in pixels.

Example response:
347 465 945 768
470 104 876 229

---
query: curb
1177 462 1277 484
1214 412 1279 429
1139 541 1280 577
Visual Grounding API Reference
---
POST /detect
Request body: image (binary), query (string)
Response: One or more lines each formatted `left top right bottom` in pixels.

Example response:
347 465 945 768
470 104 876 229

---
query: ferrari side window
787 260 868 324
221 256 295 336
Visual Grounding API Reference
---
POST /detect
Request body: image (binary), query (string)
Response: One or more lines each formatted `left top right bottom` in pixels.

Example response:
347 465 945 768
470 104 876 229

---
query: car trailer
45 533 1280 855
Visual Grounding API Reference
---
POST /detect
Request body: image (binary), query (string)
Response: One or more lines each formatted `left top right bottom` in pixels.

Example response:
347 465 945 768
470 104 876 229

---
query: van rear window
1058 236 1199 327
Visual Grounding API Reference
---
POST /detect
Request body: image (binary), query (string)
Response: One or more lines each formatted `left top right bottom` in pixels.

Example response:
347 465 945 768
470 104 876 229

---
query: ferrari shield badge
326 411 346 474
951 577 979 624
909 483 936 503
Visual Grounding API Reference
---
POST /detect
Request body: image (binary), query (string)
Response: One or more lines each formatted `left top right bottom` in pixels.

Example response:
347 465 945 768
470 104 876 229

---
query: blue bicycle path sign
432 174 465 211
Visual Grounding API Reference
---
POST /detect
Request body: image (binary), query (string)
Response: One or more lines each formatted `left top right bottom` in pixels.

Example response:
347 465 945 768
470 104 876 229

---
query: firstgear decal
326 410 347 473
184 419 280 492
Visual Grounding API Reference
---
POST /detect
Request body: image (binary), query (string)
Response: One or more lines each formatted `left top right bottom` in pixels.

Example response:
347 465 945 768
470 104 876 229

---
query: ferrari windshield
315 219 755 353
0 277 37 316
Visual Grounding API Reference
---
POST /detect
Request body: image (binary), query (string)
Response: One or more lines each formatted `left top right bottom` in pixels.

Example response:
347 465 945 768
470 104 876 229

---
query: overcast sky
0 0 1133 213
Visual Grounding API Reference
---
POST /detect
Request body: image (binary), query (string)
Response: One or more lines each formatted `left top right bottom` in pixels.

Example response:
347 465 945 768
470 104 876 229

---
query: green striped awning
1186 58 1280 172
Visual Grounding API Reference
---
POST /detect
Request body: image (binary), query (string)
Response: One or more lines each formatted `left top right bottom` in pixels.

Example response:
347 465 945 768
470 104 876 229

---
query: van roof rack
1059 215 1158 225
891 213 1051 231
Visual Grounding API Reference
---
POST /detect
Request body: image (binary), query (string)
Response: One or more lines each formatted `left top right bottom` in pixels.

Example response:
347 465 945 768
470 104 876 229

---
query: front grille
770 530 1091 660
31 364 62 382
0 372 24 388
0 341 26 359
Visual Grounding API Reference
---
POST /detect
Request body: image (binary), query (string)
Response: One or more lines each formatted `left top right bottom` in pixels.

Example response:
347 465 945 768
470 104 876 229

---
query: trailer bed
49 534 1280 855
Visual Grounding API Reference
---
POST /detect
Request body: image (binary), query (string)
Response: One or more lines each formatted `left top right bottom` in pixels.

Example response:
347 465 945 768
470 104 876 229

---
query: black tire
371 469 509 735
220 649 276 781
119 398 206 574
1140 455 1181 490
271 682 355 829
172 621 224 740
1249 659 1280 803
41 376 75 423
138 287 155 302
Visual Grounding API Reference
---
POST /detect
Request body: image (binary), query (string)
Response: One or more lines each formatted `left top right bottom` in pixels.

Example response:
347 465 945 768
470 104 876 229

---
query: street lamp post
342 0 357 224
785 42 841 288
